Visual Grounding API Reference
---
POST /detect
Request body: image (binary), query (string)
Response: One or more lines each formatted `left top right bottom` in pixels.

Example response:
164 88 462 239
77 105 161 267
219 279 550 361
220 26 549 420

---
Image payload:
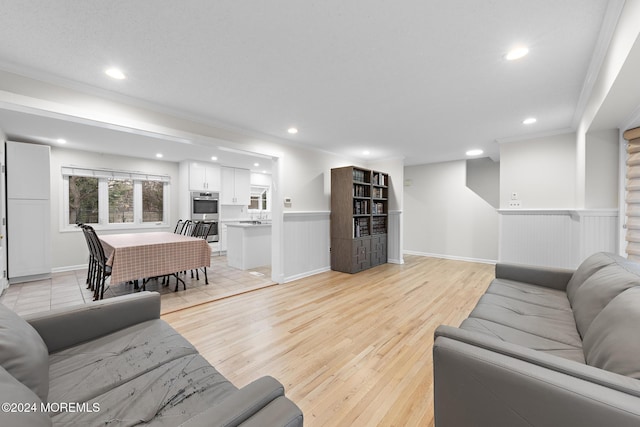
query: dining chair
83 225 112 300
190 221 210 285
78 223 97 291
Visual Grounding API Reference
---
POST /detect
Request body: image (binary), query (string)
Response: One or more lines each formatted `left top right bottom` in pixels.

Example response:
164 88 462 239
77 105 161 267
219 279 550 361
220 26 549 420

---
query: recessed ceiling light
211 156 218 161
105 68 126 80
363 150 371 155
466 149 484 156
254 162 260 167
523 117 537 125
505 47 529 61
262 170 267 174
155 153 163 158
287 127 298 134
56 138 67 144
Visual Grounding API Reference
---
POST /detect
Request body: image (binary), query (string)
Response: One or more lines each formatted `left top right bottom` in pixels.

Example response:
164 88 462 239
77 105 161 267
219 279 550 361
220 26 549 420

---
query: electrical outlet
511 192 519 200
509 200 522 208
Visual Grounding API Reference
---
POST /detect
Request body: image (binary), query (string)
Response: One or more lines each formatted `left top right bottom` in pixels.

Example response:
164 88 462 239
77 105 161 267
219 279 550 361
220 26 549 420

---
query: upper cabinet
6 141 50 200
188 161 220 192
221 167 250 205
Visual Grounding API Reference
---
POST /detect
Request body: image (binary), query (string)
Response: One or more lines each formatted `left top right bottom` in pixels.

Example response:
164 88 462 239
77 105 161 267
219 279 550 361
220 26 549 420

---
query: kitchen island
226 222 271 270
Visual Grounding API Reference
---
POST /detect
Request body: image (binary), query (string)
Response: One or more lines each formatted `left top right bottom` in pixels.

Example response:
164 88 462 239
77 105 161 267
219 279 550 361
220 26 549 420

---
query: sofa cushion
48 319 198 404
459 318 585 363
50 353 237 426
0 365 52 427
566 252 618 303
582 288 640 379
486 279 571 310
0 302 49 402
571 263 640 337
469 292 582 347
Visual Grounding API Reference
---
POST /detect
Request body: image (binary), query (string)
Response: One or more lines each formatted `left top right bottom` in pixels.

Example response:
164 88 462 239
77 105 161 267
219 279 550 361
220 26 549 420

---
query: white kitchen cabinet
6 141 50 199
226 223 271 270
221 167 250 205
8 199 51 279
6 141 51 282
188 161 220 192
219 223 228 252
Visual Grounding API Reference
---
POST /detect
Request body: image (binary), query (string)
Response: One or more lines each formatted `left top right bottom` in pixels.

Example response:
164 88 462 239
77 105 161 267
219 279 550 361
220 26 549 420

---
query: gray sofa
0 291 303 427
433 252 640 427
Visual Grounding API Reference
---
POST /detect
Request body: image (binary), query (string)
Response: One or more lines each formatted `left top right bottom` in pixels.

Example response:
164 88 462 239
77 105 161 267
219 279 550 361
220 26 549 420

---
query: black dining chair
78 223 97 291
82 225 112 300
190 221 210 285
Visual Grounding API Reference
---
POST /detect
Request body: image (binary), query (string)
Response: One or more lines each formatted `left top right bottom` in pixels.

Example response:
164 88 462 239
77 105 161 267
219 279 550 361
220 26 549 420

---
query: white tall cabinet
6 141 51 283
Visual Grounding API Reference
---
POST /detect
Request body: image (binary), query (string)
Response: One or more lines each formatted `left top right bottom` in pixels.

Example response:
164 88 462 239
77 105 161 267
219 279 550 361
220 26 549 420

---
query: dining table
99 231 211 291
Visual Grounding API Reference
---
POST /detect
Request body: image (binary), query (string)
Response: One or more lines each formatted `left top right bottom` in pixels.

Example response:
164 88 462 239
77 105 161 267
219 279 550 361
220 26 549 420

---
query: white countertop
226 222 272 228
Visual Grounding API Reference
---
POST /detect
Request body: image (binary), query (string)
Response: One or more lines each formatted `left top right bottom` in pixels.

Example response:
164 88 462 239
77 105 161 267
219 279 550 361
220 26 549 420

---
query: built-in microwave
191 192 219 221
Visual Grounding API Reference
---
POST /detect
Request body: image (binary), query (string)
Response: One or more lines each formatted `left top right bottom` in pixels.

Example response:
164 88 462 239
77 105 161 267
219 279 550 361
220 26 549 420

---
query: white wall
466 157 500 209
585 129 619 208
49 147 179 270
404 160 498 262
499 132 576 209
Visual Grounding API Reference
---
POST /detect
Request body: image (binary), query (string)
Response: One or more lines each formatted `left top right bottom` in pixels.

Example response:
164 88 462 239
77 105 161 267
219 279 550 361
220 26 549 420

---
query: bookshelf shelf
331 166 389 273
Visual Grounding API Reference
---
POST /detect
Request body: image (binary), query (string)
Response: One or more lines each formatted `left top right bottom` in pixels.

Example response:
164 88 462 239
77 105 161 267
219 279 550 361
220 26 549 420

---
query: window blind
624 127 640 261
61 166 170 182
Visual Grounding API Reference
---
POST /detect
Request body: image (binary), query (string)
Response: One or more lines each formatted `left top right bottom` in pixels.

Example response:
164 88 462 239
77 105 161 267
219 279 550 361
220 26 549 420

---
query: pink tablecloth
99 232 211 284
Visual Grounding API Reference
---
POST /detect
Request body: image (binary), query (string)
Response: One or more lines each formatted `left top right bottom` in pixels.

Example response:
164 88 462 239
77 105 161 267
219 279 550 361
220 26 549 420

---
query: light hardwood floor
163 255 495 427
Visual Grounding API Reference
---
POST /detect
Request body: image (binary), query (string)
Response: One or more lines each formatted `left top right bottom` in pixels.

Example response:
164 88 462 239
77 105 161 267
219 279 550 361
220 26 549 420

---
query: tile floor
0 255 274 316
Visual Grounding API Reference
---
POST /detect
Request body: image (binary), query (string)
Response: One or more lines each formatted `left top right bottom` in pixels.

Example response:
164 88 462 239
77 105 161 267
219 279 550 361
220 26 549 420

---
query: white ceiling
0 1 621 167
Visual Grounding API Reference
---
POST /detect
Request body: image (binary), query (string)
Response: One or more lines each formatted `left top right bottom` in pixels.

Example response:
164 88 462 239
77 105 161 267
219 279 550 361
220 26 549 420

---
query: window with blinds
624 127 640 261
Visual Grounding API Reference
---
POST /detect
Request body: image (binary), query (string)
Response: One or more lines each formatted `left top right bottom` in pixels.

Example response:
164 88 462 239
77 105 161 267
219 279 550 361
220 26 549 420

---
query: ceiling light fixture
105 68 126 80
155 153 163 158
254 163 260 167
211 156 218 161
287 127 298 134
56 138 67 144
523 117 537 125
466 149 484 156
363 150 371 156
505 47 529 61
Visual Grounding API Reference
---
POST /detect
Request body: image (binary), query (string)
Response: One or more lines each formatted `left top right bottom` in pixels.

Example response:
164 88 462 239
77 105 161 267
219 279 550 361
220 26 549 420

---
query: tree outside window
142 181 164 222
108 179 134 223
69 176 99 224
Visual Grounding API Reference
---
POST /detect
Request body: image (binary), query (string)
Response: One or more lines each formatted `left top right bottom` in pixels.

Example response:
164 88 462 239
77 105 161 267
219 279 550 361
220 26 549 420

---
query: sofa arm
24 292 161 353
179 376 296 427
495 263 574 290
433 335 640 427
239 396 303 427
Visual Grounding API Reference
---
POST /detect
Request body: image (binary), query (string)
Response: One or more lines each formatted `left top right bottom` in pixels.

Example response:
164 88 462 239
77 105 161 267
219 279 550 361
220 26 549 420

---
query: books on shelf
372 187 386 199
353 217 370 238
372 217 386 234
352 169 367 183
372 173 386 186
371 202 384 214
353 184 368 198
354 199 369 215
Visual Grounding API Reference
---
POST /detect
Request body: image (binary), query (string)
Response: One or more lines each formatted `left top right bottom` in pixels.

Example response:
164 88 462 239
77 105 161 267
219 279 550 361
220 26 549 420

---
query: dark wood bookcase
330 166 389 273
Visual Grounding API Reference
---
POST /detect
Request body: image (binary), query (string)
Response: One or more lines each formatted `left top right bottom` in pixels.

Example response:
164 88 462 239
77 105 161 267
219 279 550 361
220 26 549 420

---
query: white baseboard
403 250 496 265
387 258 405 265
283 266 331 284
52 264 87 273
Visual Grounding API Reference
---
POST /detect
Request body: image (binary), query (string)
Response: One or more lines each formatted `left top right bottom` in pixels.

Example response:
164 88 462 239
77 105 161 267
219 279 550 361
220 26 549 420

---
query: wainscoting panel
499 210 618 269
283 211 331 283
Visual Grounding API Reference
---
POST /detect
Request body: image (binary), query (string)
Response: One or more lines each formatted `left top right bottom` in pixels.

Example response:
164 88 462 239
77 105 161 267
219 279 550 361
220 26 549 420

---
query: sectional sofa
433 252 640 426
0 291 303 426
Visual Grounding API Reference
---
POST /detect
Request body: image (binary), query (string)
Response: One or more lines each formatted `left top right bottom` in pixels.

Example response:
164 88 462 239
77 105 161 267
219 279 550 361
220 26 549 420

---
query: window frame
61 166 170 232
